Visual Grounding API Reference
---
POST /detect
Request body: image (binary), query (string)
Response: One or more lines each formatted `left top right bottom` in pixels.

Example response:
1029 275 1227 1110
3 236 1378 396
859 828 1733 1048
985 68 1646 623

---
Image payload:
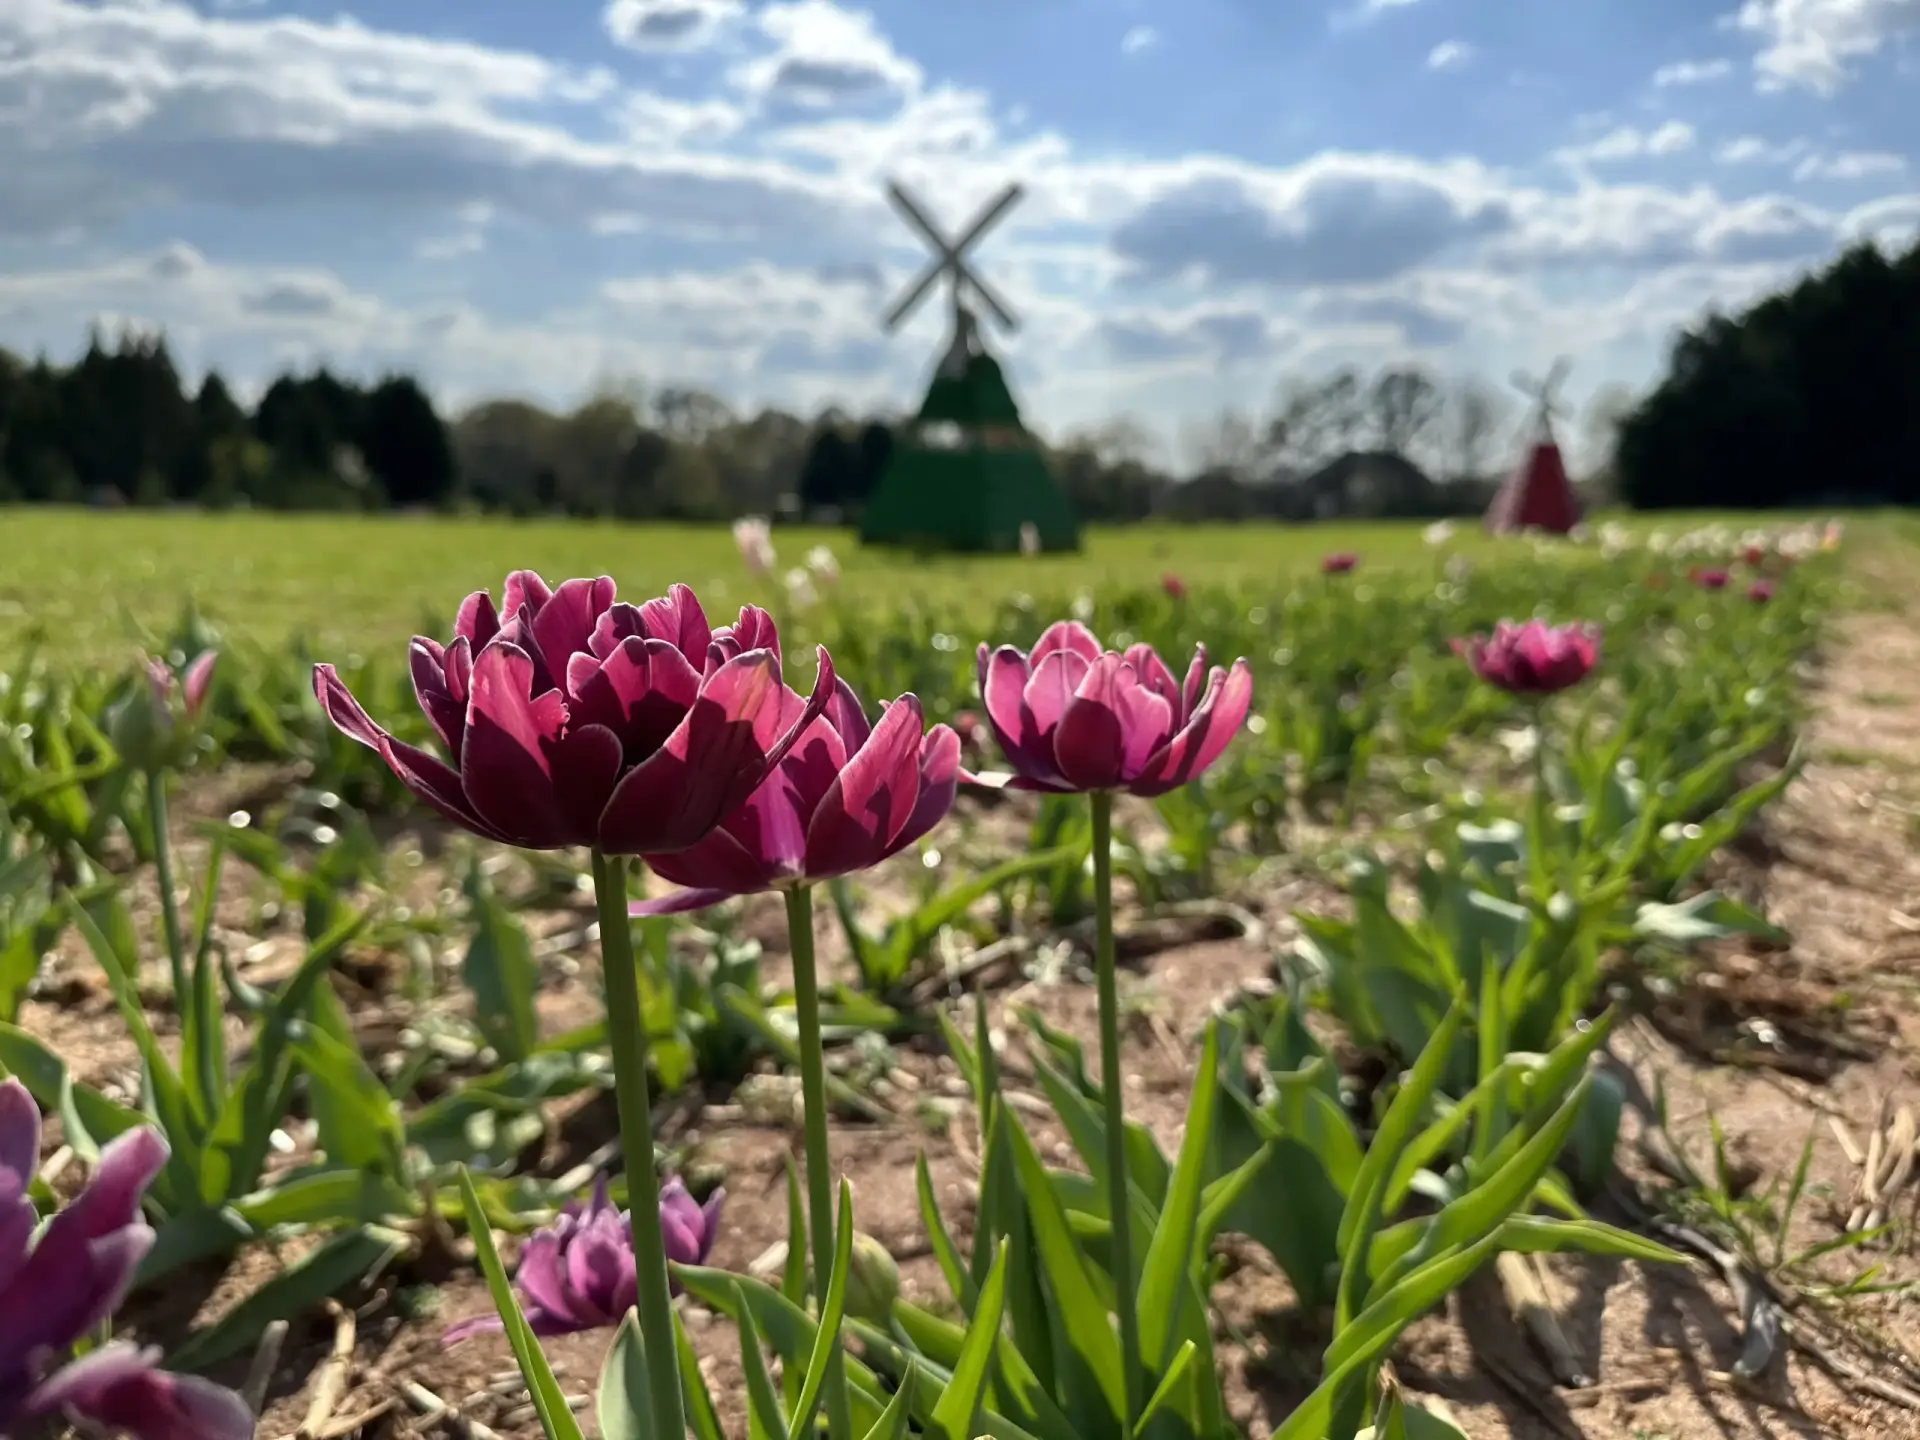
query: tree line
1615 236 1920 510
5 235 1907 524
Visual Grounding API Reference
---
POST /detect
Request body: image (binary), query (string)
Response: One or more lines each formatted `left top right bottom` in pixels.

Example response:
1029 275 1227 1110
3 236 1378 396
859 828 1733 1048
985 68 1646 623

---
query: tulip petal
698 1188 725 1262
23 1344 255 1440
502 570 553 622
1052 654 1129 791
1123 644 1181 714
597 650 786 855
1023 649 1088 745
1130 657 1253 797
409 638 468 760
720 646 839 821
637 583 714 662
1032 621 1102 664
647 816 778 896
824 676 872 752
1179 646 1209 723
884 724 961 859
455 588 501 650
551 724 624 843
182 651 217 719
627 884 744 917
0 1077 37 1183
313 665 511 843
460 645 576 848
533 577 617 678
804 695 925 877
569 636 703 764
0 1223 155 1365
514 1231 582 1329
1114 672 1176 783
980 646 1057 784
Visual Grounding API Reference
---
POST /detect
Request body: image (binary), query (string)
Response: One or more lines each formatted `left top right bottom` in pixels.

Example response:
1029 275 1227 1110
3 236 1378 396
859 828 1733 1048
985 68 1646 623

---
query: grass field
0 505 1884 668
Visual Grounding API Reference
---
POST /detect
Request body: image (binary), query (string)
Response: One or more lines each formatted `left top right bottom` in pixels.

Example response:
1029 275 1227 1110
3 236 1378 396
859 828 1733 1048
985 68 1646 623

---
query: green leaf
0 1021 148 1164
1135 1340 1197 1437
169 1226 407 1373
1005 1101 1126 1429
736 1285 789 1440
232 1169 418 1231
676 1305 726 1440
596 1312 652 1440
917 1149 979 1314
464 863 541 1064
181 833 229 1126
859 1368 917 1440
288 1018 406 1179
928 1237 1009 1440
1635 891 1790 947
783 1156 810 1307
788 1177 856 1440
1137 1022 1219 1374
460 1170 587 1440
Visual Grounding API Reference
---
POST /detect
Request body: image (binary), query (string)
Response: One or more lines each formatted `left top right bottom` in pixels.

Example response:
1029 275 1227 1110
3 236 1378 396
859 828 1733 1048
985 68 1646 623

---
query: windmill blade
886 181 955 254
1543 357 1572 407
950 181 1025 255
1510 368 1540 398
952 259 1020 332
884 255 953 330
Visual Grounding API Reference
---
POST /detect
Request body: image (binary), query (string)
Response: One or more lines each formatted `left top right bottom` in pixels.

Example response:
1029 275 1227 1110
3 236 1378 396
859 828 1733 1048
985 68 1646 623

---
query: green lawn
0 505 1872 668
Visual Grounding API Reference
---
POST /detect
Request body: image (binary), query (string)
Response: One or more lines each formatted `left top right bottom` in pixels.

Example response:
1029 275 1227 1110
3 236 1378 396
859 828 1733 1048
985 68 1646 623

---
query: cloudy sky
2 0 1915 459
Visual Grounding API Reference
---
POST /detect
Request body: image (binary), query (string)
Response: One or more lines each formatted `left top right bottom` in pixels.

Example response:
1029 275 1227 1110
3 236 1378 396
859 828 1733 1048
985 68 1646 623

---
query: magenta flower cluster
0 1080 253 1440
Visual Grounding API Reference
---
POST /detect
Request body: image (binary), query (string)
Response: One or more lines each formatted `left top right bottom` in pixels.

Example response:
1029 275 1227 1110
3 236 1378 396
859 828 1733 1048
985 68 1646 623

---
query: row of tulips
305 570 1599 1440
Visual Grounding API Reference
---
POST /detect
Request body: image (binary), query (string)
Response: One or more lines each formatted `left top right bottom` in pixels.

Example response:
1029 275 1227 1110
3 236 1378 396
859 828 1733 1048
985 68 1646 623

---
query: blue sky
1 0 1914 468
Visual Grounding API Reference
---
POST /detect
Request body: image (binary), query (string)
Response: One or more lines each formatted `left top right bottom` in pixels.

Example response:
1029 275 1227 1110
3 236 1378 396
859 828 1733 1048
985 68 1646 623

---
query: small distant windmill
1484 357 1581 535
858 178 1081 553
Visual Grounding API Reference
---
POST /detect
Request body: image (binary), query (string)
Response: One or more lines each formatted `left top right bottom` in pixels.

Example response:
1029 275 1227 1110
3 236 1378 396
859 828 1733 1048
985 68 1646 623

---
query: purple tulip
630 677 959 914
1455 619 1600 696
146 651 218 722
444 1178 722 1344
0 1079 253 1440
1691 567 1730 591
972 622 1252 796
314 575 834 854
1748 580 1775 604
1321 552 1358 575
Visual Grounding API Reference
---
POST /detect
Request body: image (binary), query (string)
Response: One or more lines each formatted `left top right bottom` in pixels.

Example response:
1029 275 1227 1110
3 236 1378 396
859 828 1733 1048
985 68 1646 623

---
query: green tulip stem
784 883 855 1440
590 851 687 1440
1090 788 1142 1436
146 769 190 1008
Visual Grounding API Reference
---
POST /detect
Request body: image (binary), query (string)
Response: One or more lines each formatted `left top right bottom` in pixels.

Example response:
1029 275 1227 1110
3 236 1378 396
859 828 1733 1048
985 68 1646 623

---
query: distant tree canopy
1616 238 1920 510
0 324 1628 524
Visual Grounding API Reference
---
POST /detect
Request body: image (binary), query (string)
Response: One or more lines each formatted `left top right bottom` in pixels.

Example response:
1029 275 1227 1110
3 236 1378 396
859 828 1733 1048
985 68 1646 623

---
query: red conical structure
1485 359 1581 535
1485 440 1580 534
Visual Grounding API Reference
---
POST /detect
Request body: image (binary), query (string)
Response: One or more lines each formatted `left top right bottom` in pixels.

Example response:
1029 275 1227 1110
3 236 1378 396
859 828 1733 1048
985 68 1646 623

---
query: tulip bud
109 651 217 773
843 1232 900 1323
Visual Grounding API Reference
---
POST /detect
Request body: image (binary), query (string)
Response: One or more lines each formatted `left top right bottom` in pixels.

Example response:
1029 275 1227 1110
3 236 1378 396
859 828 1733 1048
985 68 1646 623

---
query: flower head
314 576 833 855
0 1079 254 1440
805 546 840 585
973 622 1252 796
1455 620 1600 696
733 518 776 576
1423 521 1456 548
445 1177 722 1344
1748 579 1775 604
631 675 959 914
1161 572 1187 601
1821 520 1844 552
1692 567 1729 591
1742 544 1766 568
109 650 218 773
1321 552 1358 575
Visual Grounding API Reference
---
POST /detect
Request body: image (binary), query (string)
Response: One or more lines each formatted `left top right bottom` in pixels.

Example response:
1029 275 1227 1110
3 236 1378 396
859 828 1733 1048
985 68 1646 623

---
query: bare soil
20 589 1920 1440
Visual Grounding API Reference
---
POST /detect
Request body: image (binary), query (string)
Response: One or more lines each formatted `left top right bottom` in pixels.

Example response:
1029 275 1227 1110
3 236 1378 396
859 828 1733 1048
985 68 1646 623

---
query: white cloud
1427 40 1475 70
1652 57 1735 85
1121 25 1159 55
1794 149 1908 180
1716 135 1810 164
1330 0 1420 29
603 0 744 52
733 0 923 107
1556 121 1696 166
1732 0 1920 94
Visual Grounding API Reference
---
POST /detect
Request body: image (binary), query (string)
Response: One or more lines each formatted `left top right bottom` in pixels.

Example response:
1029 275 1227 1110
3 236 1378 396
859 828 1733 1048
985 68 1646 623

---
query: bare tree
1262 367 1367 476
1440 374 1511 482
1181 406 1261 479
1579 382 1637 478
1368 365 1443 459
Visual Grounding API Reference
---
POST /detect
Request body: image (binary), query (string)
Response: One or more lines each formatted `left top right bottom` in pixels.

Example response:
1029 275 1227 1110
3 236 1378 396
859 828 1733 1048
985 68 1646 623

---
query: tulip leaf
458 1169 586 1440
169 1225 408 1373
928 1237 1008 1440
735 1284 789 1440
0 1021 148 1164
788 1176 856 1440
596 1311 653 1440
1136 1339 1197 1436
1137 1022 1219 1375
233 1169 419 1231
859 1367 917 1440
463 862 541 1064
181 833 229 1127
915 1148 979 1314
287 1014 406 1179
137 1206 256 1287
718 984 889 1121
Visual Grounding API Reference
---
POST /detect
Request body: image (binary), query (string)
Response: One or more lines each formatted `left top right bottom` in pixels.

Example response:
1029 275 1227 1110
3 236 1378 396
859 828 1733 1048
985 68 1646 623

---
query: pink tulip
1161 572 1187 600
1455 620 1600 696
145 650 217 721
629 676 959 913
972 621 1252 796
1692 567 1729 591
1322 552 1358 575
314 574 833 854
1748 580 1775 604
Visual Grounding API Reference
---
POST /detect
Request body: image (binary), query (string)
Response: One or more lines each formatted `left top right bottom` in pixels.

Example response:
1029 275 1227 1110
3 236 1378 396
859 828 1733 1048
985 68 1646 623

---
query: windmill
1484 357 1581 535
858 178 1081 553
